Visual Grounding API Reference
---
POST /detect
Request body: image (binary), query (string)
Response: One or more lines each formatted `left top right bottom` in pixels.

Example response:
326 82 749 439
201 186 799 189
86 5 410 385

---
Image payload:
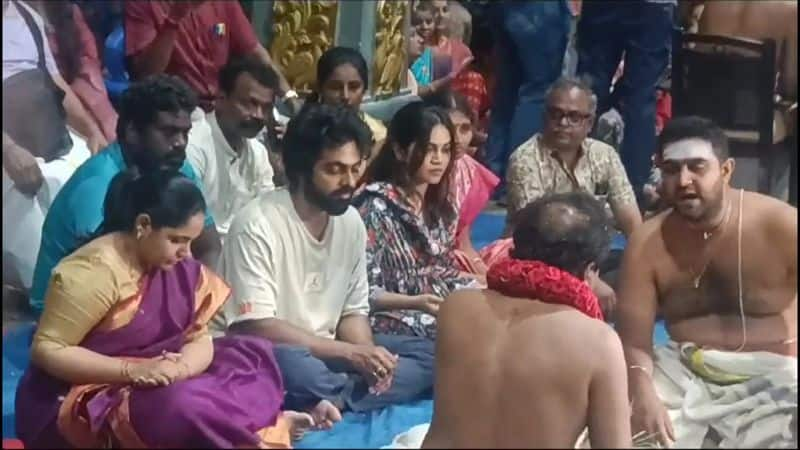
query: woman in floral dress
355 103 479 340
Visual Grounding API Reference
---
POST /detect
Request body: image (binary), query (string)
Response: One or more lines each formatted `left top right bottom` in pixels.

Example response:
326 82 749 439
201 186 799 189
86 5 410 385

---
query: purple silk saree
15 258 287 448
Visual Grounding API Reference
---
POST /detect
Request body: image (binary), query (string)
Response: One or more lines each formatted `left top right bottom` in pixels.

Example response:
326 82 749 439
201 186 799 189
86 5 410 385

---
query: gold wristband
120 360 132 382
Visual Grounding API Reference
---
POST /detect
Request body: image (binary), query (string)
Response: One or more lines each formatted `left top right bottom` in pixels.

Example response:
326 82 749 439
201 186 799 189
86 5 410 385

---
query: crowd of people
2 0 797 448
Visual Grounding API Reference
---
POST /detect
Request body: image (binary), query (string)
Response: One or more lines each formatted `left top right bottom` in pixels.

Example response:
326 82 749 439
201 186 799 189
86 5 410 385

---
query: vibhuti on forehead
662 138 716 162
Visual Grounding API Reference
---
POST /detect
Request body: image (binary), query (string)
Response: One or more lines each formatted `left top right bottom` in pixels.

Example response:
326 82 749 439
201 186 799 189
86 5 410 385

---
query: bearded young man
213 103 436 427
616 116 797 448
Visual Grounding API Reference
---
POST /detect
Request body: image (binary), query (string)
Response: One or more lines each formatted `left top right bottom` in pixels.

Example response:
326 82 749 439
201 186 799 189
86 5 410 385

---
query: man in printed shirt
505 77 642 238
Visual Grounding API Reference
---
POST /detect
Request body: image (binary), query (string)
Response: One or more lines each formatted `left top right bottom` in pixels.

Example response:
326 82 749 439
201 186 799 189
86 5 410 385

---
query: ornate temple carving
373 0 408 97
269 1 339 93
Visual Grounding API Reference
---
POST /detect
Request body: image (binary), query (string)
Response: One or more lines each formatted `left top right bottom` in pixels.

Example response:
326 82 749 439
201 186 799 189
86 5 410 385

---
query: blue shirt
29 143 214 314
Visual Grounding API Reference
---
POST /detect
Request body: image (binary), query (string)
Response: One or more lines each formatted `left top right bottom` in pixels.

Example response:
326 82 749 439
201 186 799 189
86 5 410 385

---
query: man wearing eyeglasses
505 76 642 238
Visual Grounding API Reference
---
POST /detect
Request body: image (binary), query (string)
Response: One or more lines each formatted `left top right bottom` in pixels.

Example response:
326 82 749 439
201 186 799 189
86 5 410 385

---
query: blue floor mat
296 400 433 449
2 324 33 439
2 320 671 443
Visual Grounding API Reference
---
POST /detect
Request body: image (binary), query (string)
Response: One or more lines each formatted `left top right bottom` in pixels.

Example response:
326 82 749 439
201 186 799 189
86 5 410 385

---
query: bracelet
120 360 132 382
628 365 652 377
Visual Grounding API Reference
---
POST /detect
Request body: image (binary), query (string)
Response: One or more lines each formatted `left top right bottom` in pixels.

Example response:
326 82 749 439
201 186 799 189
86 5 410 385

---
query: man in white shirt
215 103 435 423
187 57 277 238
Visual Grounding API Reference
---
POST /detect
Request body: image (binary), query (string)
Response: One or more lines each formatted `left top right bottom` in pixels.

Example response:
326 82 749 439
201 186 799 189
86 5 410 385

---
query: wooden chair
671 31 795 202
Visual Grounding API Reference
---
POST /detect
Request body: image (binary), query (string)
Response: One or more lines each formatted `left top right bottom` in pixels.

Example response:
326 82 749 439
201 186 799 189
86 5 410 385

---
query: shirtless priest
617 116 798 448
387 192 632 449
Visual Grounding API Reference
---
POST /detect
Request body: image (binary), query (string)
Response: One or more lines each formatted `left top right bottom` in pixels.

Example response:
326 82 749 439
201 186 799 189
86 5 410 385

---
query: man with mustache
214 103 436 426
187 57 277 240
28 75 222 316
505 77 642 239
617 116 797 447
492 77 641 319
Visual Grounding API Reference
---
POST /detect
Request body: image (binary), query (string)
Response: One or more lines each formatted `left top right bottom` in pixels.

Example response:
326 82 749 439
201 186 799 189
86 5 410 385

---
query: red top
125 1 259 111
452 69 490 127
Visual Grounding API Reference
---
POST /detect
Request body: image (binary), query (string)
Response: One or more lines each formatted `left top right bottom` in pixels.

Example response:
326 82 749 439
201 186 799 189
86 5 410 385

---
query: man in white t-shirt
187 57 276 239
214 103 435 424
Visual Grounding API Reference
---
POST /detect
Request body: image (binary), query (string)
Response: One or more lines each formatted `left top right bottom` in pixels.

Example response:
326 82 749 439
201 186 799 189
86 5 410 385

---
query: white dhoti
650 341 798 448
2 130 91 291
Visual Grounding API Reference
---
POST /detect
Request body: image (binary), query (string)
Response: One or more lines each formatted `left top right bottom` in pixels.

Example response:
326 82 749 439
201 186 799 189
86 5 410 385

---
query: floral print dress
354 182 475 339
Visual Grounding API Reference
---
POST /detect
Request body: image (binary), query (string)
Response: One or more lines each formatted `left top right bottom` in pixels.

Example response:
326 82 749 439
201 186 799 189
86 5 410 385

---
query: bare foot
282 410 315 442
308 399 342 431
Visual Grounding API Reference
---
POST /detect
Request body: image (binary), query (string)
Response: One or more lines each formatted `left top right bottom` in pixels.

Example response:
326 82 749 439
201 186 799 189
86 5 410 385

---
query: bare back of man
422 289 631 449
695 1 797 100
628 189 797 356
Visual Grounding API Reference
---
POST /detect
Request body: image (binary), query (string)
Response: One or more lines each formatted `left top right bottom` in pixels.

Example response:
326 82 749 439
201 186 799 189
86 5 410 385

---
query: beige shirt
506 134 636 221
212 189 370 338
187 111 275 237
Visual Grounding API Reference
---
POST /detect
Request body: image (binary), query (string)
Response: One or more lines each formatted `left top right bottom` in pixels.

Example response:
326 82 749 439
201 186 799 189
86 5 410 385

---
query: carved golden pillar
269 1 340 94
373 0 409 97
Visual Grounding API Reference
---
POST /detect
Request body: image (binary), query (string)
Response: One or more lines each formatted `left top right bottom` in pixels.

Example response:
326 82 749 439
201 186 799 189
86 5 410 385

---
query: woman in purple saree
15 170 301 448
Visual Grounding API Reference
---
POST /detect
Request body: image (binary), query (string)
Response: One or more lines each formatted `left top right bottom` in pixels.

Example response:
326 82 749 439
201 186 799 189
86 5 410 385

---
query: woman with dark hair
15 170 314 448
32 0 118 142
313 46 387 168
425 90 499 276
354 102 478 340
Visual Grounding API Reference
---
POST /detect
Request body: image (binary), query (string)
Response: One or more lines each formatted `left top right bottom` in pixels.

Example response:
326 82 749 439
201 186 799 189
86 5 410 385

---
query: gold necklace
691 198 733 289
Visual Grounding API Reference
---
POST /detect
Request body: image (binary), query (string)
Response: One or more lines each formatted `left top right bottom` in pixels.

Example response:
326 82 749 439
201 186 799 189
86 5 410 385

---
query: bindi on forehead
662 139 716 162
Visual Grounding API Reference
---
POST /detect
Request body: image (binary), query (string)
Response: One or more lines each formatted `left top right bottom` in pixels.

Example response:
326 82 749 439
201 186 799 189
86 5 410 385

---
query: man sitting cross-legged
213 103 435 428
388 191 632 449
617 116 797 448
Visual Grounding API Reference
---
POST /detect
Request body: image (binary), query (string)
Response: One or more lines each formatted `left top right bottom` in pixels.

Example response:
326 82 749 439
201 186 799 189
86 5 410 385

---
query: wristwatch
283 89 299 101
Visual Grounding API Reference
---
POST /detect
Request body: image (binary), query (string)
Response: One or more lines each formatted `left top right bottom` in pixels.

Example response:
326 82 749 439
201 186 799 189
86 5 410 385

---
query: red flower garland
487 258 605 321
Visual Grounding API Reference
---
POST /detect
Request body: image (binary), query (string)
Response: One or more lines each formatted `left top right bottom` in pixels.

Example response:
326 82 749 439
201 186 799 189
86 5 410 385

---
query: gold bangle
120 360 132 382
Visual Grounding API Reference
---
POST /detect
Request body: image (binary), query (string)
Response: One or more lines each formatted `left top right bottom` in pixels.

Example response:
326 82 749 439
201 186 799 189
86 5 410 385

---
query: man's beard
129 148 184 173
306 180 353 216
